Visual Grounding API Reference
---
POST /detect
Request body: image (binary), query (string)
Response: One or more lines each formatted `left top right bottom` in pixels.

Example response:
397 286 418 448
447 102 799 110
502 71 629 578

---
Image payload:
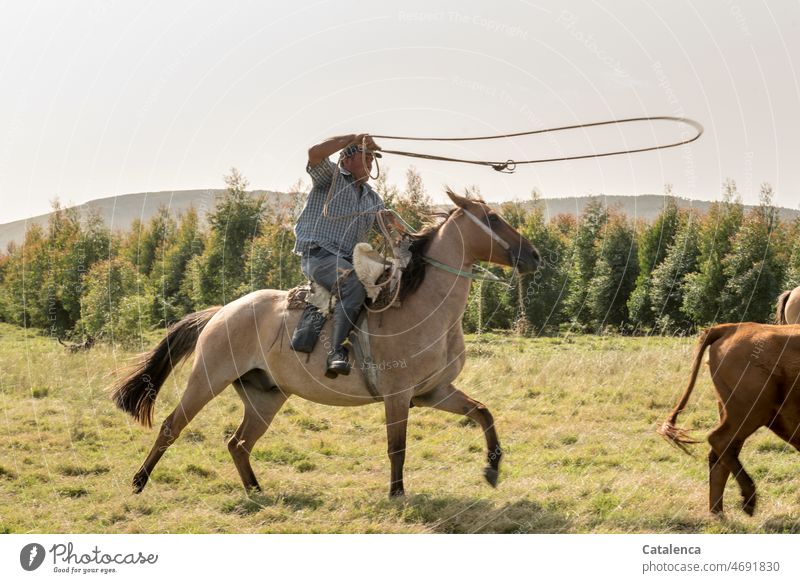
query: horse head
446 188 540 274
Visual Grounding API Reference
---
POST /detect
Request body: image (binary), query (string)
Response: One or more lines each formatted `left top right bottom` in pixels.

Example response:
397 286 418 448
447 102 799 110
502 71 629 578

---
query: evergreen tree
565 199 608 327
649 212 701 332
57 209 111 332
196 168 265 305
783 216 800 289
374 168 400 210
79 258 153 346
717 183 783 323
627 190 680 329
15 224 47 328
132 206 177 276
387 166 432 231
682 179 744 325
586 211 638 330
516 194 569 333
152 207 205 324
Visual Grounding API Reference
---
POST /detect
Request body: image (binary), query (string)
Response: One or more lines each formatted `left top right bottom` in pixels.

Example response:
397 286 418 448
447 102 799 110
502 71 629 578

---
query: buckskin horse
658 322 800 515
112 190 540 497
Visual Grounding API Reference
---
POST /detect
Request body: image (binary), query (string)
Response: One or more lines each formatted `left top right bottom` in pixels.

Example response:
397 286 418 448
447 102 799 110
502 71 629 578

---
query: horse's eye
488 214 500 224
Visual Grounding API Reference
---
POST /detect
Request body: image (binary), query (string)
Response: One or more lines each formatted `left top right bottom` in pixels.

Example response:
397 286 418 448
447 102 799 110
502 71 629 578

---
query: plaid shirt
293 158 384 257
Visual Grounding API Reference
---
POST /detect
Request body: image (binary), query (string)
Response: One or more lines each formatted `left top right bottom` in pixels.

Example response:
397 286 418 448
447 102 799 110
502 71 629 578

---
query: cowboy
293 133 384 378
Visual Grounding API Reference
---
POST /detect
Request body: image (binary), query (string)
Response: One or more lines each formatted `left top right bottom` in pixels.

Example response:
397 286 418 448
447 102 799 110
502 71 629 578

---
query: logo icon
20 543 46 571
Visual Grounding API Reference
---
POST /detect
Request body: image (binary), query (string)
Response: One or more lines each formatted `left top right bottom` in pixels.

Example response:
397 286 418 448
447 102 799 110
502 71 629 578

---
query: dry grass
1 323 798 533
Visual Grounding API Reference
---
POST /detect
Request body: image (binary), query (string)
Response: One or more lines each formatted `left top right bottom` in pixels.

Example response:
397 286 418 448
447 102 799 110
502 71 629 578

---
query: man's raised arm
307 133 378 167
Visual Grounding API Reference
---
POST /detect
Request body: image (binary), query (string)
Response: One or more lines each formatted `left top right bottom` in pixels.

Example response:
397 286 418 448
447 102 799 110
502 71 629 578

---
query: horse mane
398 207 459 301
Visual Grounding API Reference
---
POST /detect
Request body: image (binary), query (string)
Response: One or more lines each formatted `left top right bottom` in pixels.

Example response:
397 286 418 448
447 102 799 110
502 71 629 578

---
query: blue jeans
300 246 366 350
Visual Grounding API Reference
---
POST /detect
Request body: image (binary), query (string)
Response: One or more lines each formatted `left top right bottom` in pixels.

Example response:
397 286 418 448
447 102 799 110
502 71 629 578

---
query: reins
388 207 515 289
364 206 513 315
372 116 703 173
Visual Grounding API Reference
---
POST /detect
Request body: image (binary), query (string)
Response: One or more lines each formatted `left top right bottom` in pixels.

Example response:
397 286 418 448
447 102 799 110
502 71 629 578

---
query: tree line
0 168 798 345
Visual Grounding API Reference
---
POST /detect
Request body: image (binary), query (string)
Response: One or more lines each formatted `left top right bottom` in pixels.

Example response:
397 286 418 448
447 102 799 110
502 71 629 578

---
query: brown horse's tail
111 307 221 428
775 290 791 324
657 324 730 454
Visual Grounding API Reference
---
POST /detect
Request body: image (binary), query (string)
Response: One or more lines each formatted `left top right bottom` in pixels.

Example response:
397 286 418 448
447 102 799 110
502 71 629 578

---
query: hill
1 190 797 250
0 189 287 250
502 194 800 224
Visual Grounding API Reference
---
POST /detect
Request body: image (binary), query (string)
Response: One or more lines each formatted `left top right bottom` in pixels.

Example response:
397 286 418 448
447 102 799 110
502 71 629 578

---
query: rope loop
372 116 703 171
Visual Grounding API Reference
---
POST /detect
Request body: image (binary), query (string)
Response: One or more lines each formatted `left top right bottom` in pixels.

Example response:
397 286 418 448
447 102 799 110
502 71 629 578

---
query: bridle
461 207 510 251
421 206 515 286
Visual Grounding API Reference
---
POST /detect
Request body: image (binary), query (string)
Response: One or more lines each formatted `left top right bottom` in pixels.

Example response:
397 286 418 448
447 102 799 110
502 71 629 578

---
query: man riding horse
293 133 384 378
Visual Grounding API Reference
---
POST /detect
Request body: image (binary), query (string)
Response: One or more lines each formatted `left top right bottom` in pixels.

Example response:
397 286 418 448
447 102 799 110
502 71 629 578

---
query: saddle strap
350 312 382 401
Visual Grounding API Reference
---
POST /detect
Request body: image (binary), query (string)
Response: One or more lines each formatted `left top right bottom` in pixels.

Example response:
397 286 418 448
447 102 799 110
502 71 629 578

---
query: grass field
1 322 798 533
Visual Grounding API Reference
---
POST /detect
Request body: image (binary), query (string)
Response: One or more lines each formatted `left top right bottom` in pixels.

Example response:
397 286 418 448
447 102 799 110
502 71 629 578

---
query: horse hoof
743 497 756 516
132 472 148 494
389 488 405 498
484 466 499 488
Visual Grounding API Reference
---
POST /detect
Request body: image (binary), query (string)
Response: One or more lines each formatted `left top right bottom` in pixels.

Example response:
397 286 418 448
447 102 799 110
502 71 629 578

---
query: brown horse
658 323 800 515
775 286 800 324
111 190 540 497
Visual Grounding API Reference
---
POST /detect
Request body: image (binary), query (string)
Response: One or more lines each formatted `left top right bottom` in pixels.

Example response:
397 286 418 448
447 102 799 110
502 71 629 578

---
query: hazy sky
1 0 798 223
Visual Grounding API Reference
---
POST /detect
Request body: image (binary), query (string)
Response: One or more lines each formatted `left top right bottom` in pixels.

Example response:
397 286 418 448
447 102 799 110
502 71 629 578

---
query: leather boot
325 345 351 378
325 267 365 378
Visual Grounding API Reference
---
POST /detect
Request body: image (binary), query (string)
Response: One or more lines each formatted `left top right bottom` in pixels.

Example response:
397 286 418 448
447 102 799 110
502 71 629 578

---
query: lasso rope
372 116 703 173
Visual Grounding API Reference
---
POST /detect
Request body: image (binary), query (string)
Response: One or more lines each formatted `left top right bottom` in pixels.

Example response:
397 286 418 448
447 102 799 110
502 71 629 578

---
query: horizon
1 180 795 228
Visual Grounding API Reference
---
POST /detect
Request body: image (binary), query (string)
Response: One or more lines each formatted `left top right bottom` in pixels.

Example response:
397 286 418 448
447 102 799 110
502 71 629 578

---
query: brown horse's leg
708 403 730 515
412 383 501 487
708 425 758 516
133 364 229 493
708 448 730 515
229 375 287 493
384 394 411 497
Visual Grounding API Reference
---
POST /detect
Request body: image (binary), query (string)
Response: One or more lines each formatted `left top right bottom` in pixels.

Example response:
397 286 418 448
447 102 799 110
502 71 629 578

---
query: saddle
288 211 412 354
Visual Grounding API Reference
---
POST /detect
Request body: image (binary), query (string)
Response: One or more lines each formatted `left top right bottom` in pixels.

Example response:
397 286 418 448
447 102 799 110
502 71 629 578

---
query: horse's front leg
412 383 501 487
384 394 411 497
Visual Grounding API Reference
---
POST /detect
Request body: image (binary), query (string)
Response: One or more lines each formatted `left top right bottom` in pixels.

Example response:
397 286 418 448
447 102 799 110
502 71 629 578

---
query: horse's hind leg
708 404 730 515
229 370 287 493
708 419 759 516
412 383 502 487
133 358 232 493
708 448 730 515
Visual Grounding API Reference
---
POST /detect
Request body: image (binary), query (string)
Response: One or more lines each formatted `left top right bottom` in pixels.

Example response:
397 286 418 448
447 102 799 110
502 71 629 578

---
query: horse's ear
446 187 469 208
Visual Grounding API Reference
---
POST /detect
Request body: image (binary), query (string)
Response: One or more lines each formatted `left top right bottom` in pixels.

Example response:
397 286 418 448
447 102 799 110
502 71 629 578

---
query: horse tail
111 306 221 428
657 324 729 454
775 290 791 324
